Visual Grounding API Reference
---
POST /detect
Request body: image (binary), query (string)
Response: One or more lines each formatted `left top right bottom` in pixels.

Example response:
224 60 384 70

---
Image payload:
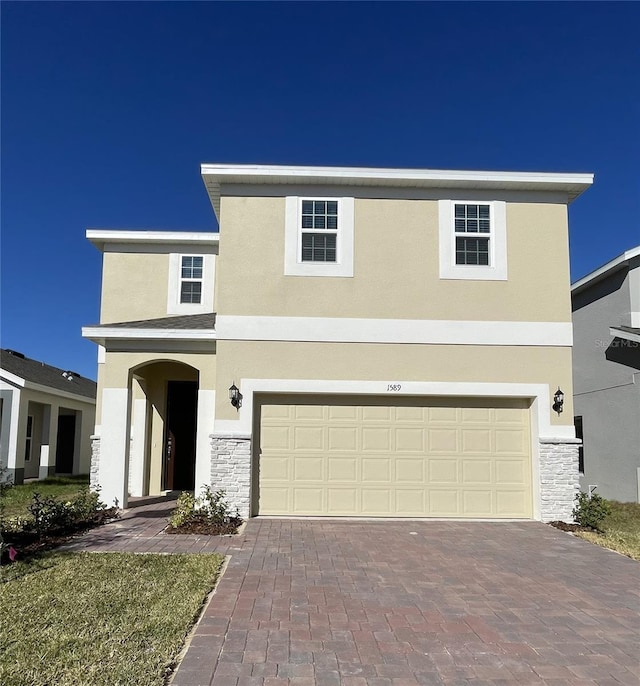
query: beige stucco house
82 163 593 520
1 349 96 483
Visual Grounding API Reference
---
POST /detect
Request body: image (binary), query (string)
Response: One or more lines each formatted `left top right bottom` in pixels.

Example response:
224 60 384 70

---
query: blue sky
2 1 638 380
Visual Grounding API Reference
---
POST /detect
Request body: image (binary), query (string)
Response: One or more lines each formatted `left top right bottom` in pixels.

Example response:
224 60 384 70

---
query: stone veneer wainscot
210 434 252 519
538 439 581 522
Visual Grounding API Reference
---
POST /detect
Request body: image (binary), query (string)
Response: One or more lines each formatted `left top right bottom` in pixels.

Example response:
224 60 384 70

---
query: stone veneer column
538 439 581 522
210 434 251 519
89 435 101 492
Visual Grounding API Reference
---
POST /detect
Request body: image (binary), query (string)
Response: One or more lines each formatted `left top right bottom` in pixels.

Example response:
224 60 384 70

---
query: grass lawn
0 552 224 686
576 500 640 560
1 476 90 518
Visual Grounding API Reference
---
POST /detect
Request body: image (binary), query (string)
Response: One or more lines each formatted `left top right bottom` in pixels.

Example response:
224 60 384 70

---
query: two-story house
571 247 640 503
82 164 593 521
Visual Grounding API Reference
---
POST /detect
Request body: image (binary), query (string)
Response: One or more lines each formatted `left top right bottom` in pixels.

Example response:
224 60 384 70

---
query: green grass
0 552 224 686
576 500 640 560
1 476 89 518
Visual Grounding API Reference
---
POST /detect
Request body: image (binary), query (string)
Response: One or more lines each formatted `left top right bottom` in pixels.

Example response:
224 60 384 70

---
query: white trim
201 164 593 217
609 327 640 344
166 253 215 315
0 370 26 388
572 246 640 293
0 387 20 471
629 265 640 328
129 398 147 497
82 326 216 346
438 200 507 281
213 378 573 442
87 230 219 252
97 345 106 364
284 196 354 277
99 388 131 508
195 390 216 492
215 316 572 346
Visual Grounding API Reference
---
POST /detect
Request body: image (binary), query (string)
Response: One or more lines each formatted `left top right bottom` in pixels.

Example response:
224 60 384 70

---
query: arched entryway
129 360 200 498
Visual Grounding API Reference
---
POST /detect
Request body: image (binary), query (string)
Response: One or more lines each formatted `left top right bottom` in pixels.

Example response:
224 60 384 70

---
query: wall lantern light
552 387 564 415
229 383 242 409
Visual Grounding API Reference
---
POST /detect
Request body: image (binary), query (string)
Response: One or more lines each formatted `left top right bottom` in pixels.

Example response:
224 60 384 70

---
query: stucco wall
572 267 640 502
217 194 571 323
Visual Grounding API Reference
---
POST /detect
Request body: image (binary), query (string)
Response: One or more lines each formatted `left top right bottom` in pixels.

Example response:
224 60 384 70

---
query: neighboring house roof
201 163 594 219
0 349 97 399
610 326 640 344
82 313 216 345
572 246 640 294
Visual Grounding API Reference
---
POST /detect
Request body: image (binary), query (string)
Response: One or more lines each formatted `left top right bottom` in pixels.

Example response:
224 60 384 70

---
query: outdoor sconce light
552 387 564 415
229 383 242 409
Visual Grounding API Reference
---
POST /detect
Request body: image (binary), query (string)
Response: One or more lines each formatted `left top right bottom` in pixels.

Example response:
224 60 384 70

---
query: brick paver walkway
64 503 640 685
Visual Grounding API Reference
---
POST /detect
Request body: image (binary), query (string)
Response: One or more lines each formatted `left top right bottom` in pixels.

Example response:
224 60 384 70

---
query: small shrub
199 485 237 523
572 491 611 531
168 491 197 528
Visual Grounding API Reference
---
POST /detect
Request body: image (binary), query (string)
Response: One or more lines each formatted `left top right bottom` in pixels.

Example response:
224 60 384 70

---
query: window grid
301 199 339 263
454 204 491 266
180 255 204 304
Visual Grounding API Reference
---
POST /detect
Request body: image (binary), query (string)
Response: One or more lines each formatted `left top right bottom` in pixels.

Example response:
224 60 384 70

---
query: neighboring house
571 247 640 503
0 349 97 483
82 163 593 521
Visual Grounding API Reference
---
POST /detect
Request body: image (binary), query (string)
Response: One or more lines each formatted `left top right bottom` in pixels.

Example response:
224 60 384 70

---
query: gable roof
0 349 97 399
201 163 594 219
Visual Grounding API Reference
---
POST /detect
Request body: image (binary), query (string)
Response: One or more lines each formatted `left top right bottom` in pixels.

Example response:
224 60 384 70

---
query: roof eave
572 246 640 294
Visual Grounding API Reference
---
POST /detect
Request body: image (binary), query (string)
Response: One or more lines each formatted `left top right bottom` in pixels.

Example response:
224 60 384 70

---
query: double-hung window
180 256 203 304
454 204 491 266
284 196 354 277
438 199 507 280
301 200 338 263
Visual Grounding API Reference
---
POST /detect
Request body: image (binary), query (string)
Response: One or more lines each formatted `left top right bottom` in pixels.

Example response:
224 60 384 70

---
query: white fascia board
86 230 219 253
572 246 640 293
215 316 573 347
82 326 216 345
0 369 26 387
610 327 640 344
201 163 594 217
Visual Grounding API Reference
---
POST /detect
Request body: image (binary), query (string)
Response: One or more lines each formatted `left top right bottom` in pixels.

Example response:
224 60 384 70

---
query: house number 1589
386 384 402 392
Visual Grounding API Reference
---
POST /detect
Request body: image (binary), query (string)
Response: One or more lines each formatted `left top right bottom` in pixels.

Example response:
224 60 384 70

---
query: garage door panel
428 429 458 453
328 456 357 482
395 427 425 452
362 427 391 452
328 427 358 451
396 458 426 482
429 459 458 483
258 398 532 518
462 429 492 453
462 459 492 484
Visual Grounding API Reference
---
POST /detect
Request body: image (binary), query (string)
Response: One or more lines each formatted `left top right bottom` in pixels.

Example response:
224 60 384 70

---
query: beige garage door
257 397 532 518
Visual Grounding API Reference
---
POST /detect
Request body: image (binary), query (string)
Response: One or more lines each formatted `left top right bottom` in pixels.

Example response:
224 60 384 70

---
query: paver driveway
67 505 639 685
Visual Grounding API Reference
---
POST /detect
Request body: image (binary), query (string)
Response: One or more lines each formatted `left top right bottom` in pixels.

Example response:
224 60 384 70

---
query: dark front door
163 381 197 491
55 414 76 473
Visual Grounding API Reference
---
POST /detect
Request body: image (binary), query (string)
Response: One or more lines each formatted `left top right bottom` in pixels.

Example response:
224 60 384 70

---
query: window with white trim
438 199 507 280
301 200 338 263
180 256 203 304
284 196 354 277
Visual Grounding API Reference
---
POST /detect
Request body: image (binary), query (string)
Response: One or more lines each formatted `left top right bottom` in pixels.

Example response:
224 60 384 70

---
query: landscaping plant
168 485 241 534
572 490 612 531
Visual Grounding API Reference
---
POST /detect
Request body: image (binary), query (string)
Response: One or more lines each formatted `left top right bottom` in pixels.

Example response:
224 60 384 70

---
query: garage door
257 397 532 518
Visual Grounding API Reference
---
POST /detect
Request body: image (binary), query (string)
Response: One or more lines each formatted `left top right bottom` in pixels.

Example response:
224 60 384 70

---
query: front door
55 414 76 474
163 381 197 491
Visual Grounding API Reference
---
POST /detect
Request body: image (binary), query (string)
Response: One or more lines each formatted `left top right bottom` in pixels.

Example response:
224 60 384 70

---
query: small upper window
301 200 338 263
454 204 491 266
180 256 203 304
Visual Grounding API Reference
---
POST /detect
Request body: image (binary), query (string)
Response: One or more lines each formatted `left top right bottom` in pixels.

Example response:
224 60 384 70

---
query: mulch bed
548 520 598 533
1 508 119 563
166 517 243 536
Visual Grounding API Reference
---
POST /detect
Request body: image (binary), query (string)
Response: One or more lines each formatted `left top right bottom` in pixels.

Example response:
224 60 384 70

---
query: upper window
301 200 338 263
180 256 203 304
167 253 215 314
284 197 354 277
438 200 507 280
